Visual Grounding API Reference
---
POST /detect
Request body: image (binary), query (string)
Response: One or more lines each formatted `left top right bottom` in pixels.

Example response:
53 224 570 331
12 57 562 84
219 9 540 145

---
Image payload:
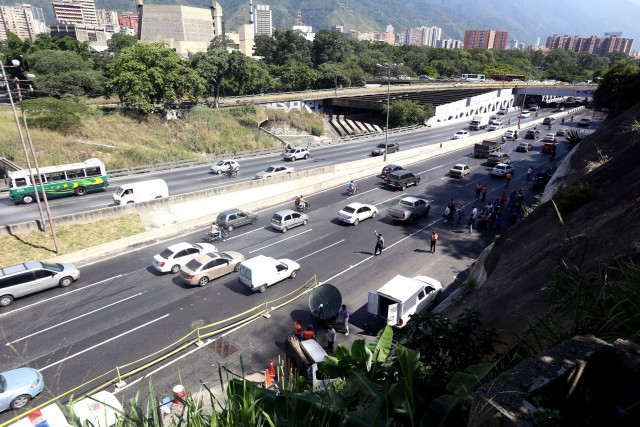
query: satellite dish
309 283 341 321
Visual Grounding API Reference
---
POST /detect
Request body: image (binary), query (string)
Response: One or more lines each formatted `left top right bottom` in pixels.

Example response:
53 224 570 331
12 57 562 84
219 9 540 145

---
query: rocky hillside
439 104 640 350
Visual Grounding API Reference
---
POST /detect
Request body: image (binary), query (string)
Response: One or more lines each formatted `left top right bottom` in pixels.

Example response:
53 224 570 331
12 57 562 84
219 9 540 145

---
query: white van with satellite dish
367 275 442 327
113 179 168 205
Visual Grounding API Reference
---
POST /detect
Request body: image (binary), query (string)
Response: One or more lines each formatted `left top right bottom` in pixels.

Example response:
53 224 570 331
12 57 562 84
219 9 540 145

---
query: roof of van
300 339 328 363
376 275 437 302
241 255 276 267
0 261 42 278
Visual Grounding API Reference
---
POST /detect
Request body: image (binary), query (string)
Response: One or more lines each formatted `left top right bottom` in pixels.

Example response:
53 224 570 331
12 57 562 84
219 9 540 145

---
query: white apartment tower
420 26 441 47
52 0 98 26
253 4 272 36
0 4 45 41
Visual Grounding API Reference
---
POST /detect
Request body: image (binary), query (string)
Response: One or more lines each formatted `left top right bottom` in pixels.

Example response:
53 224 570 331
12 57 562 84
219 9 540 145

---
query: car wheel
75 186 87 196
401 184 407 191
251 218 257 224
281 226 288 233
11 395 31 410
227 225 234 232
304 154 309 159
353 218 359 226
59 276 73 287
426 206 431 216
22 195 34 204
0 294 14 307
291 156 296 161
371 211 377 218
290 270 298 279
408 215 414 224
302 219 308 226
198 276 209 287
416 177 421 185
170 265 180 274
216 170 222 174
234 263 241 272
259 284 267 293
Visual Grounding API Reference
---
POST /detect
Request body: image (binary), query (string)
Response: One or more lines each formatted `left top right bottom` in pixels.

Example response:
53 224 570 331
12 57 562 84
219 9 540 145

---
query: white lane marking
296 239 345 262
0 275 123 318
319 217 440 285
185 171 205 176
87 203 111 208
374 193 407 206
417 164 445 175
248 229 313 254
38 314 170 372
6 293 144 345
224 227 267 241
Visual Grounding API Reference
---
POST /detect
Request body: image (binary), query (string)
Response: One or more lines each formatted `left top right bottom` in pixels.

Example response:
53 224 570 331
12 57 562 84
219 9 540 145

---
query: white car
283 147 310 161
337 203 378 225
255 165 295 179
497 108 509 115
210 159 240 174
449 164 471 178
504 130 516 139
487 123 502 131
452 130 469 139
152 242 217 274
520 110 531 118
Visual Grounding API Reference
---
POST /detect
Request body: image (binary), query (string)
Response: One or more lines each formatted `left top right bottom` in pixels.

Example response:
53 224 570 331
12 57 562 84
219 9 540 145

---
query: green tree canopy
107 43 206 112
274 60 317 92
383 99 434 128
107 34 137 56
593 61 640 116
27 49 103 98
254 29 312 67
189 49 230 106
220 51 272 96
312 30 357 67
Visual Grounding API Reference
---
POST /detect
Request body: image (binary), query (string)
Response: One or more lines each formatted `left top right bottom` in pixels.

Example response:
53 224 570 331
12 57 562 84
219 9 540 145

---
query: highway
0 109 596 423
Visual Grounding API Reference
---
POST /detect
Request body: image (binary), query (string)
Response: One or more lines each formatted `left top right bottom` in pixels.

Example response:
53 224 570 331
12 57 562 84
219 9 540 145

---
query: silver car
0 261 80 307
271 209 309 233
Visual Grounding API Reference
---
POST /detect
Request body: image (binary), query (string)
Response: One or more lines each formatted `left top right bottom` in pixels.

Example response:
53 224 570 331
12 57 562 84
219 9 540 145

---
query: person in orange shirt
302 325 315 340
293 320 303 340
482 185 489 202
430 231 439 253
505 172 512 187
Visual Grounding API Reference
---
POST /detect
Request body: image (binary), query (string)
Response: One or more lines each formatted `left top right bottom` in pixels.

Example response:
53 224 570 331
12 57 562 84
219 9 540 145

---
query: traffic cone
264 369 272 387
268 360 276 382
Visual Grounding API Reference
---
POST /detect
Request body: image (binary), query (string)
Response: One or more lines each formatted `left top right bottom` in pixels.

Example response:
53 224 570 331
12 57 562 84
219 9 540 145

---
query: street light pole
517 66 534 130
376 63 402 162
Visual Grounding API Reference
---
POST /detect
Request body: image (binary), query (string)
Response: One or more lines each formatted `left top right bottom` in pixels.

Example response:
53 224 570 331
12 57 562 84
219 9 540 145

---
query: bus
492 73 526 82
461 74 485 82
8 158 108 204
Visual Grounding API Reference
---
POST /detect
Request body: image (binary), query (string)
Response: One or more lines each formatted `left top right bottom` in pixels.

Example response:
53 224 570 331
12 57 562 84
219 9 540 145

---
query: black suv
525 129 540 139
386 170 420 190
542 117 556 126
216 208 258 231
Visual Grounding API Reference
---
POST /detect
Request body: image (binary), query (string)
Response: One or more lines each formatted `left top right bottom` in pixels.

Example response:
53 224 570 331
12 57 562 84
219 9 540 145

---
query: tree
208 35 236 52
189 49 230 107
27 49 104 98
383 100 434 128
107 34 137 55
220 51 272 96
274 60 317 91
312 30 356 67
593 61 640 116
107 43 206 112
254 29 312 67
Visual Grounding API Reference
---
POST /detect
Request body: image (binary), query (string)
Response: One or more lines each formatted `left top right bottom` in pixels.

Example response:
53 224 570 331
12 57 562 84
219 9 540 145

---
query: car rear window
159 249 175 259
272 214 283 221
342 206 356 213
185 259 203 271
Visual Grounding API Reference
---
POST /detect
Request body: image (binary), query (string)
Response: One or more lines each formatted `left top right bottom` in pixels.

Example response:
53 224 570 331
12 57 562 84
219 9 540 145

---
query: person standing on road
374 231 384 256
293 319 303 340
339 305 350 336
527 167 534 181
430 231 439 253
475 183 482 199
468 212 475 233
302 325 315 340
482 185 489 202
326 324 336 354
505 172 512 187
457 203 465 224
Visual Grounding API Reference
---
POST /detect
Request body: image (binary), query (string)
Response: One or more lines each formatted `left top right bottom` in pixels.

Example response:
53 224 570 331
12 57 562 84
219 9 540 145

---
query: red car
541 142 557 154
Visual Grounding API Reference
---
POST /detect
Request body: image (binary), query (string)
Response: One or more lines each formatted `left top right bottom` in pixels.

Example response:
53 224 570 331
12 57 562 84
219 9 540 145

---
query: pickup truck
474 139 500 158
388 196 431 223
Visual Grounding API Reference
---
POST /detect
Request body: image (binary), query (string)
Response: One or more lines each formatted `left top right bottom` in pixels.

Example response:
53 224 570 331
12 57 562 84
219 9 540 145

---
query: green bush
23 97 94 134
310 124 324 136
553 182 598 214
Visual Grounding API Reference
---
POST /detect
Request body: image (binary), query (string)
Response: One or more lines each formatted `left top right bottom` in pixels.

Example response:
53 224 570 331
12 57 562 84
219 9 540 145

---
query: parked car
216 208 258 231
516 142 533 152
0 368 44 411
491 163 515 177
520 110 531 118
578 118 591 127
271 209 309 233
255 165 294 179
152 242 217 274
542 142 557 153
0 261 80 307
452 130 469 139
209 159 240 174
543 133 557 143
449 164 471 178
337 203 378 226
283 147 310 161
179 251 245 286
386 170 420 190
371 143 399 156
525 129 541 139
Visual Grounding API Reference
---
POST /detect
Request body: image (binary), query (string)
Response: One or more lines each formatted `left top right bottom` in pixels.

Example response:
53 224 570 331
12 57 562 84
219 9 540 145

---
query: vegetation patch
3 214 146 264
552 182 598 215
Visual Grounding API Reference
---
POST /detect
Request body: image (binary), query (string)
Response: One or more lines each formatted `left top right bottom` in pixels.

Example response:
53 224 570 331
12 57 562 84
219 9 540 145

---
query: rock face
440 105 640 348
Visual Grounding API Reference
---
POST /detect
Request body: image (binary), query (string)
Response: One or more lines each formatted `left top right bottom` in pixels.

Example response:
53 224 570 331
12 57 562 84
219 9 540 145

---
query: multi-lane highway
0 108 596 423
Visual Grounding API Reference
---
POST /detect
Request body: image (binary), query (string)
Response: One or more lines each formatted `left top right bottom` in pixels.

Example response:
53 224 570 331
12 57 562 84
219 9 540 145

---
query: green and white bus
8 158 108 204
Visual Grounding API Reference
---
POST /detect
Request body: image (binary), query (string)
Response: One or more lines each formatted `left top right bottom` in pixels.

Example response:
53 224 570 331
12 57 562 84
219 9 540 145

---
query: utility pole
376 63 402 162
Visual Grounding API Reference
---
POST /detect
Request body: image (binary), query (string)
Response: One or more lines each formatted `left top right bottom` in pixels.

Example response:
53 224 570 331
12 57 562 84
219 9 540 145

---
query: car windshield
159 248 175 259
376 144 386 148
216 160 225 166
286 149 295 154
41 262 63 272
265 167 275 173
185 258 203 271
400 200 414 207
219 253 232 260
342 206 356 213
452 166 463 171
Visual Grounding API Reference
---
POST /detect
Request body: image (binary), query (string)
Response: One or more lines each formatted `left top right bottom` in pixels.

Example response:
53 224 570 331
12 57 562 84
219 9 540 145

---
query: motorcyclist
298 195 307 211
227 164 236 176
210 222 222 239
347 181 357 194
561 117 565 125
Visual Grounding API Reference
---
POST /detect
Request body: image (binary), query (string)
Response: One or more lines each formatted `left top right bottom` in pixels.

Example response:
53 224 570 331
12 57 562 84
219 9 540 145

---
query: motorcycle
296 201 310 212
221 169 238 179
207 227 229 242
346 186 358 196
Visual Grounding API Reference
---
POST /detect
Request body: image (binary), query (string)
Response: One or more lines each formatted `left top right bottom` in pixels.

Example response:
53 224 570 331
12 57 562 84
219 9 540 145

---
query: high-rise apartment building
253 4 272 36
463 29 508 50
437 39 463 49
52 0 98 26
119 12 138 34
0 4 46 41
96 9 118 25
546 34 633 56
420 26 441 47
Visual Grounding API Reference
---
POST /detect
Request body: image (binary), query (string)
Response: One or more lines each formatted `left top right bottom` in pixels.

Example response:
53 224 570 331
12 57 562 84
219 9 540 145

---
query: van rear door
367 292 379 316
387 303 399 326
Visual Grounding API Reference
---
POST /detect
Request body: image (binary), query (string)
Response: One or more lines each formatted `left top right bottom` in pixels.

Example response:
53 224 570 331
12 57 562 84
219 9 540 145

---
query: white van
367 275 442 327
284 336 337 390
113 179 168 205
238 255 300 293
